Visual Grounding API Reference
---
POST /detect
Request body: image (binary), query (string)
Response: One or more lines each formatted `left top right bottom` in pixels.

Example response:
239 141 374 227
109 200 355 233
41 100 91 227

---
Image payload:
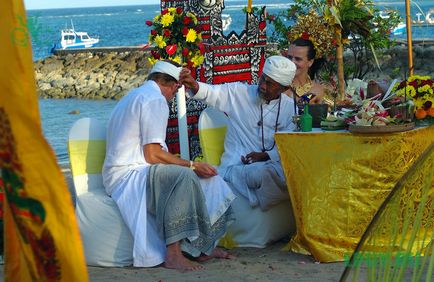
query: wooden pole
405 0 413 76
336 27 345 100
247 0 252 13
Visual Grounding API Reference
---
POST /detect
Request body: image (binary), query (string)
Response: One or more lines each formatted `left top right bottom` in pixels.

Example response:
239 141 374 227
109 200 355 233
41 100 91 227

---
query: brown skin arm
241 151 270 164
144 143 217 178
179 68 199 94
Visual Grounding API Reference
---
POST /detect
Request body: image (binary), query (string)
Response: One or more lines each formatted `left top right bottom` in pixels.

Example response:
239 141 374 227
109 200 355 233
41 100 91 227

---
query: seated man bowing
102 60 235 271
180 56 296 211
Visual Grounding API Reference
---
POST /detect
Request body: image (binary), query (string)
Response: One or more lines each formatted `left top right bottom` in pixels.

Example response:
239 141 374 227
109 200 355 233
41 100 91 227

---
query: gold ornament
292 76 313 97
288 10 335 59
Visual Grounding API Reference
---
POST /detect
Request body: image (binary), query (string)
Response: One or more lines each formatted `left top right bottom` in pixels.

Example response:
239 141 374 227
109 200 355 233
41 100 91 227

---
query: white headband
149 61 182 81
262 56 296 87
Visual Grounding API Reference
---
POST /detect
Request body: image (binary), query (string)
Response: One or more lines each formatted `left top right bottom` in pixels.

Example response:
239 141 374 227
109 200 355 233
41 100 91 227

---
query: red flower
151 50 161 59
176 7 183 14
187 60 194 68
301 31 310 40
166 44 178 56
163 29 171 37
182 27 189 35
182 47 189 57
151 29 157 36
198 42 205 54
268 15 276 22
145 20 153 26
161 9 168 15
332 39 337 46
183 16 191 25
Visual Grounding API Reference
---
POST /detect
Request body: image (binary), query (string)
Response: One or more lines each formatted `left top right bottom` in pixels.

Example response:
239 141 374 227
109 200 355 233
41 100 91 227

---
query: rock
34 45 434 100
68 110 80 115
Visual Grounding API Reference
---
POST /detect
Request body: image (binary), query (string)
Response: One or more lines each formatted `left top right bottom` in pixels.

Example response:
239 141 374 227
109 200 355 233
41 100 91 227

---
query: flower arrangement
393 75 434 120
146 7 205 68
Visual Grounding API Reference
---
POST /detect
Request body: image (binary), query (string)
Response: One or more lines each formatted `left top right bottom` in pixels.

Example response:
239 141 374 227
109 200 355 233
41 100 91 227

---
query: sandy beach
0 242 345 281
84 242 345 281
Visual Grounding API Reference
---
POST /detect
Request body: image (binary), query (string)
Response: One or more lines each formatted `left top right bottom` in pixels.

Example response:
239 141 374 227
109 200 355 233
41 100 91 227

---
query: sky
24 0 160 10
24 0 241 10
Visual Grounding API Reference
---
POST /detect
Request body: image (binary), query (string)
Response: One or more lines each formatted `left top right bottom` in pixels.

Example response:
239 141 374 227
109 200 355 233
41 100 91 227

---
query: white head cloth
149 61 182 81
262 55 296 87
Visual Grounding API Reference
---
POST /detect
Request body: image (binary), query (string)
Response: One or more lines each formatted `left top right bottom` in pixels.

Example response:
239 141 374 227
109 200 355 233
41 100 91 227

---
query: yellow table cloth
275 126 434 262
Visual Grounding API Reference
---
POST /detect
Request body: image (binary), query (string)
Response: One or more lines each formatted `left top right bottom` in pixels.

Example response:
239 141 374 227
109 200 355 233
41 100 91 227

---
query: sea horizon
25 0 434 11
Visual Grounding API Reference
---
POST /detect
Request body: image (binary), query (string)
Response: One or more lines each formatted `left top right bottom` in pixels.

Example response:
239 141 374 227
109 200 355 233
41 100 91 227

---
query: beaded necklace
259 95 282 152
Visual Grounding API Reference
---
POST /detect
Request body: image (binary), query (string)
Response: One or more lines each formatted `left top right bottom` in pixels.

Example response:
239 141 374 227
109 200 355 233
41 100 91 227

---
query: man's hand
192 161 218 178
241 152 270 164
179 68 199 94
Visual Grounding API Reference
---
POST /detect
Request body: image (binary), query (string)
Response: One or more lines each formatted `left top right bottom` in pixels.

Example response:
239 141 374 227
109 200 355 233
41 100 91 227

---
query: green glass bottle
300 104 313 132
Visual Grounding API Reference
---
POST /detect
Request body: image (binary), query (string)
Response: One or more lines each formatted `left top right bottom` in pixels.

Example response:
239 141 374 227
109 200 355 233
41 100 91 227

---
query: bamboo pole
247 0 252 13
405 0 413 76
336 27 345 100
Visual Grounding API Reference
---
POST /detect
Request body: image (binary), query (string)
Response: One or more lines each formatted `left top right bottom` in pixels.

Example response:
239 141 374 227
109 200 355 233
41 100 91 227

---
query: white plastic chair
198 107 295 248
68 117 133 266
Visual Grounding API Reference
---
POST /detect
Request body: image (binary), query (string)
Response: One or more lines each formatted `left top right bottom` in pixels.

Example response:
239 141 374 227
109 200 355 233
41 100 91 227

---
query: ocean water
28 0 434 164
27 0 434 61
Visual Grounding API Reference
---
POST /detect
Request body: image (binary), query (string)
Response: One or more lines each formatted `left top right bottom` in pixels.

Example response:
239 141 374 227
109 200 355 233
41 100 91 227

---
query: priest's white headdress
262 55 296 87
149 60 182 81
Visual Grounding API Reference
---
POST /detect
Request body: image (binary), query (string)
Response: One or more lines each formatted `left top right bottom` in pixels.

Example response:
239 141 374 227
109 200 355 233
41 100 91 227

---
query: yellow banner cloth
275 126 434 262
0 1 88 280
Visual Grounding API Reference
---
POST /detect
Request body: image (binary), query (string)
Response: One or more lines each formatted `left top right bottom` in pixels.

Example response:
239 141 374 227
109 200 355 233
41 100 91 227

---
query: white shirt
102 81 169 195
193 81 296 174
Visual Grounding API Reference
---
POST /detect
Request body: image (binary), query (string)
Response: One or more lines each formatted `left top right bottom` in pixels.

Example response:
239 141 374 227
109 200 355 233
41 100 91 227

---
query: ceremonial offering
349 122 415 133
320 115 346 131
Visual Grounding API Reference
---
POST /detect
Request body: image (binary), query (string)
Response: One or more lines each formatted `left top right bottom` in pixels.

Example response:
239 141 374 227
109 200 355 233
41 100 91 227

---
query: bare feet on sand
197 247 236 262
165 242 204 271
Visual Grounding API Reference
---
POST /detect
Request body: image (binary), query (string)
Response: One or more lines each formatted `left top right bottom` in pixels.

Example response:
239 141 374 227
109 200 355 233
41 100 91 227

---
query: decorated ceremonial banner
0 0 88 280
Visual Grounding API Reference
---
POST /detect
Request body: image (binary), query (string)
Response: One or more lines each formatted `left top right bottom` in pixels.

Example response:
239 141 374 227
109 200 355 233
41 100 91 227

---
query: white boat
222 14 232 31
52 21 99 50
391 22 406 36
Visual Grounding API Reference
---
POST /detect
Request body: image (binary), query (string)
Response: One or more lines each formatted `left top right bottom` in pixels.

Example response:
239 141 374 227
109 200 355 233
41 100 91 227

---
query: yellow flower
186 29 197 42
418 84 430 94
407 86 416 97
148 57 158 65
153 14 161 22
154 35 166 48
187 12 198 24
191 53 204 67
160 13 174 27
168 7 176 13
170 56 182 65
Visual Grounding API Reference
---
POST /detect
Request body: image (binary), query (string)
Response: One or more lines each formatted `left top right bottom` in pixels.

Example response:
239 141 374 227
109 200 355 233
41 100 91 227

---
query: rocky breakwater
35 43 434 100
35 50 151 100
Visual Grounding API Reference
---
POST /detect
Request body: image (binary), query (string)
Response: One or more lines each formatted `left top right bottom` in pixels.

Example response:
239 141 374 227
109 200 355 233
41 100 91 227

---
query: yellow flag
0 1 88 281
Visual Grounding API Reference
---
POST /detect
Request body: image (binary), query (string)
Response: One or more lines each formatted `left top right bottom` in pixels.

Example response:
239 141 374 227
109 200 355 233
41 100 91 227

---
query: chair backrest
198 107 229 166
68 118 106 196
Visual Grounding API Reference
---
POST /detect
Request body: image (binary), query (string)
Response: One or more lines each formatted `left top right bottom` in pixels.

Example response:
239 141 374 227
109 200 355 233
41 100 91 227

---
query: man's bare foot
165 242 204 271
196 247 236 262
164 255 204 271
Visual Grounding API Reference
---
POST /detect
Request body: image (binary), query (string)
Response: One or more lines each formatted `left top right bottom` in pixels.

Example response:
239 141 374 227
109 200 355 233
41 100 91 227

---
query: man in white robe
181 56 297 211
102 60 235 271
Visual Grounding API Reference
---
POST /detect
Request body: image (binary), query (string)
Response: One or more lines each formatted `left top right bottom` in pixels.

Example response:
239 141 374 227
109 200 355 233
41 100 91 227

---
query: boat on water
52 21 99 51
222 14 232 31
